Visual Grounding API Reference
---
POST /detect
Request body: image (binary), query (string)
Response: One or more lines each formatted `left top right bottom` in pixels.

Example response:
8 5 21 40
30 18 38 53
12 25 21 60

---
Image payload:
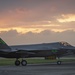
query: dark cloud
0 29 75 46
0 30 19 37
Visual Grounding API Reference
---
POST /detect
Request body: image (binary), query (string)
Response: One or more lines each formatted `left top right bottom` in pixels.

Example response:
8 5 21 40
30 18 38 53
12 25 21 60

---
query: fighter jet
0 38 75 66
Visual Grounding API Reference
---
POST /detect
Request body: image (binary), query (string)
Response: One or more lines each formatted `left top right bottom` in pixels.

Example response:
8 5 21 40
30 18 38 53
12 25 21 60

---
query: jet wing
15 50 36 55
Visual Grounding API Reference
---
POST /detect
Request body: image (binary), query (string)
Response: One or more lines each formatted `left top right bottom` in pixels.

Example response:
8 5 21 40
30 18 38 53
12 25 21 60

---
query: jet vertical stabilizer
0 38 11 50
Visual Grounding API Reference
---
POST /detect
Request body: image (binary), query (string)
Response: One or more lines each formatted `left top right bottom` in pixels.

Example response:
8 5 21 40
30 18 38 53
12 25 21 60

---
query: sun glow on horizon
0 13 75 33
0 27 44 33
0 27 75 34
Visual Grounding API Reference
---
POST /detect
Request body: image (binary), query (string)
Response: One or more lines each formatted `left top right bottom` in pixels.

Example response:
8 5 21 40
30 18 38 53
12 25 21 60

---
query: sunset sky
0 0 75 45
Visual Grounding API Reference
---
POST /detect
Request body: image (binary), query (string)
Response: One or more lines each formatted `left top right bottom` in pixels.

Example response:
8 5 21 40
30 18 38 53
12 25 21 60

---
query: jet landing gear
57 57 62 65
57 61 61 65
15 59 27 66
15 59 20 66
21 60 27 66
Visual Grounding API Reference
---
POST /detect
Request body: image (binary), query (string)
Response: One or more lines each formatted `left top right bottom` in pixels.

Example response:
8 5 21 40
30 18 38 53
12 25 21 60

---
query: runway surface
0 62 75 75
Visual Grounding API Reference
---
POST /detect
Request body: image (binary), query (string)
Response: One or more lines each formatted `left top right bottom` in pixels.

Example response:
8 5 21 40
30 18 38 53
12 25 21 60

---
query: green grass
0 58 75 66
0 58 15 66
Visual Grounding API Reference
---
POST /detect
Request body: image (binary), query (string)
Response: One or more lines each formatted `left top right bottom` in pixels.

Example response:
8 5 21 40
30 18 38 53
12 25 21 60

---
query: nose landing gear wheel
21 60 27 66
15 60 20 66
57 61 61 65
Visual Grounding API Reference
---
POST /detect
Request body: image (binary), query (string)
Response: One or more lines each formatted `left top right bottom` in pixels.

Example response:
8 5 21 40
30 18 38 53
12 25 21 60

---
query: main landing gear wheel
21 60 27 66
57 61 61 65
15 60 20 66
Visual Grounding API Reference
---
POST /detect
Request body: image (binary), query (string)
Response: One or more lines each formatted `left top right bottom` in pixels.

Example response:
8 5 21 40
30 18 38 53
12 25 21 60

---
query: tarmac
0 62 75 75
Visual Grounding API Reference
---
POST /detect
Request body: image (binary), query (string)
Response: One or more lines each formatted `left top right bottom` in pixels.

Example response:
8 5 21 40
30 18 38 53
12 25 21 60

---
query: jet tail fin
0 38 11 50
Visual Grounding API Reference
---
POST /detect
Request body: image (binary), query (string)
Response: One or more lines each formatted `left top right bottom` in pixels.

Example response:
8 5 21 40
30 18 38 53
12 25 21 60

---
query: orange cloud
57 14 75 23
0 7 75 33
